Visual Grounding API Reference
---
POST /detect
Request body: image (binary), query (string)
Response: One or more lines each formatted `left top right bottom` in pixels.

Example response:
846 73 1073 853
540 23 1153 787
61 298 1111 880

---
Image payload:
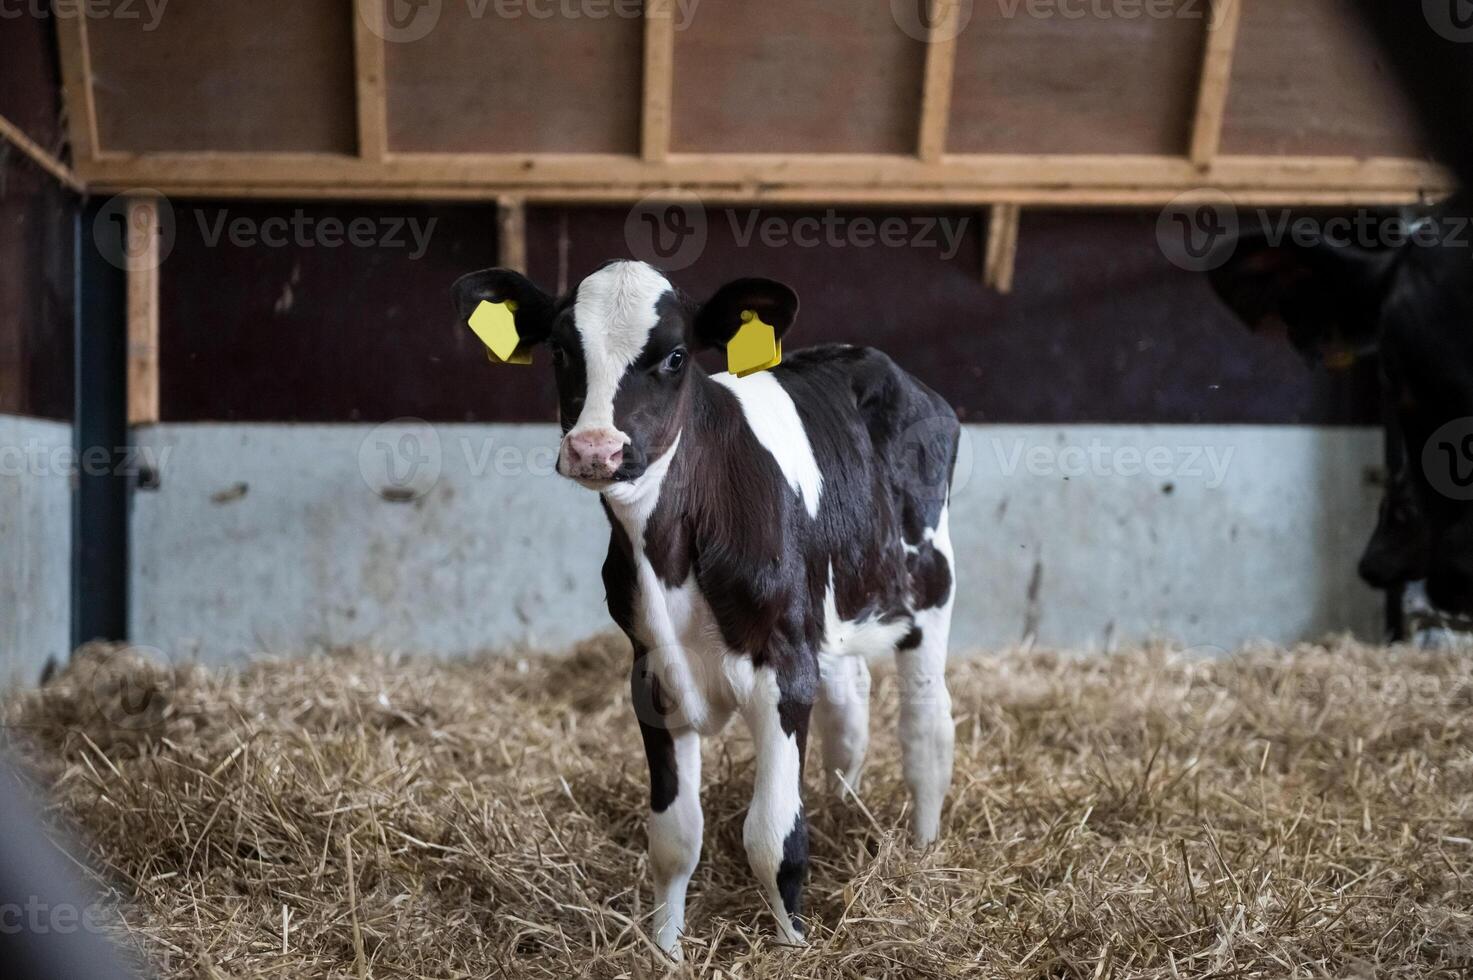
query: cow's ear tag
468 299 532 365
727 310 782 378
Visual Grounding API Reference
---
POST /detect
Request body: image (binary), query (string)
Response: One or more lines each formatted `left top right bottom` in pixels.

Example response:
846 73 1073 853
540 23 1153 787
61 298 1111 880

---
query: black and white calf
453 260 959 954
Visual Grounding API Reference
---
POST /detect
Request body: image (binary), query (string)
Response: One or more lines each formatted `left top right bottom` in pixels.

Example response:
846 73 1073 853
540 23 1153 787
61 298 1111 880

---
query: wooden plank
983 204 1020 294
671 1 924 154
385 2 642 153
86 1 355 154
641 0 676 162
0 113 84 191
74 151 1454 195
353 0 389 160
917 0 960 162
1221 0 1425 158
89 183 1437 208
497 196 526 274
51 7 99 160
1189 0 1243 167
127 197 161 426
948 0 1204 155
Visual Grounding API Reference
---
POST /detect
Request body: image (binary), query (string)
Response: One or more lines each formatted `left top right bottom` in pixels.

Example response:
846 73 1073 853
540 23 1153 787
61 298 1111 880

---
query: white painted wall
0 415 72 684
129 423 1384 663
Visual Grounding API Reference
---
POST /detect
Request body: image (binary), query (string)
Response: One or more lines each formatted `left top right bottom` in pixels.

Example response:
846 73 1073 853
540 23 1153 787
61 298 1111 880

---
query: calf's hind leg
813 651 871 798
897 509 957 846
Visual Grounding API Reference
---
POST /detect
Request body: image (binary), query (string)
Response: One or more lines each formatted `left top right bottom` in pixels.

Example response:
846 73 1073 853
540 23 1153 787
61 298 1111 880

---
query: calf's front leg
633 665 703 958
741 667 810 946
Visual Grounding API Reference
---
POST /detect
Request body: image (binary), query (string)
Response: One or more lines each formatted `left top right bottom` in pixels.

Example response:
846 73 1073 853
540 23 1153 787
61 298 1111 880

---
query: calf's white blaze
564 260 672 449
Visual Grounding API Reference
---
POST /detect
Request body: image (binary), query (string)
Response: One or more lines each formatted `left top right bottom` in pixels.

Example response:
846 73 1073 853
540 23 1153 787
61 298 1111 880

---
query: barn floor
4 636 1473 979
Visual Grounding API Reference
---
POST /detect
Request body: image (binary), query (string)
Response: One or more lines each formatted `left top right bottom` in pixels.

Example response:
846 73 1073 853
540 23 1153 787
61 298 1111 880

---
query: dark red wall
0 10 75 420
156 202 1376 426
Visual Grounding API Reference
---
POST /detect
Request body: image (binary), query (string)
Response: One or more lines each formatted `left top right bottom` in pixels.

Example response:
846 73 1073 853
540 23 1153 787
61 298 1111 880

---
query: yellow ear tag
468 299 533 365
728 310 782 378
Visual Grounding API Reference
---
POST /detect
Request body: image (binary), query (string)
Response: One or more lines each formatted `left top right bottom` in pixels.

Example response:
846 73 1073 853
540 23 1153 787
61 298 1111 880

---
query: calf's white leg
813 651 870 798
647 728 702 956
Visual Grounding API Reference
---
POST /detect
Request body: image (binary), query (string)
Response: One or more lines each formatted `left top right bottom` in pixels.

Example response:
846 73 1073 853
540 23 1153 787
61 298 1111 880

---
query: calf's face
452 260 797 489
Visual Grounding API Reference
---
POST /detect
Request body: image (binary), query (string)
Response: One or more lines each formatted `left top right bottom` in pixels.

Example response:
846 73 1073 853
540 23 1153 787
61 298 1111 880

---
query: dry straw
4 635 1473 978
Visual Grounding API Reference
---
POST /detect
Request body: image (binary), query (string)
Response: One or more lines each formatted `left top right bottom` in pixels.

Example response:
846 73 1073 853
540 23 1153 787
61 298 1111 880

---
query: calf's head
452 260 797 488
1208 219 1473 612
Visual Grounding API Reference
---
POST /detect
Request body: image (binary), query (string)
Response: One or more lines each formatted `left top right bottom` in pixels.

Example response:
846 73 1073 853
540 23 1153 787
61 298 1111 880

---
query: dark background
153 202 1376 425
0 9 76 421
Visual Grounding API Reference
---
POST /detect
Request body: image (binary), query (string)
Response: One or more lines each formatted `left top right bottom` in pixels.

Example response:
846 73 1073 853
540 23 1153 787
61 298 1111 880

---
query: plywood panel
88 1 356 154
386 3 642 153
671 0 925 154
1220 0 1425 158
948 1 1204 155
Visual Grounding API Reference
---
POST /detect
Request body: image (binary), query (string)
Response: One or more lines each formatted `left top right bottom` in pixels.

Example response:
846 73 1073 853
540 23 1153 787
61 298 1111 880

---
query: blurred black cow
1207 195 1473 631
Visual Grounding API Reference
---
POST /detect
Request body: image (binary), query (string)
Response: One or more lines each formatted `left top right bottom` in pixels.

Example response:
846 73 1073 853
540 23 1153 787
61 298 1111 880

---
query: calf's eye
662 348 687 373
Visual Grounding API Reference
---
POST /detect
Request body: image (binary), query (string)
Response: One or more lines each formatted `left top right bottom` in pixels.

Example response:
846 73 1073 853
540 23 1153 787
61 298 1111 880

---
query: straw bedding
3 635 1473 978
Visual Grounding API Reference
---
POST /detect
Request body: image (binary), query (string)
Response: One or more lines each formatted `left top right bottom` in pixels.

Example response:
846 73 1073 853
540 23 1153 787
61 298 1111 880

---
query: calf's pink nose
564 430 625 477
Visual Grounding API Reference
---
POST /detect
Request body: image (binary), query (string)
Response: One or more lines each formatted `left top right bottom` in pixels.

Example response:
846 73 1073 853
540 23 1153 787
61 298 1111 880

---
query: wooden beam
52 7 100 161
126 197 161 426
0 113 84 191
82 183 1438 208
353 0 390 160
641 0 676 162
497 196 526 274
917 0 961 163
983 204 1021 294
73 151 1454 195
1189 0 1244 167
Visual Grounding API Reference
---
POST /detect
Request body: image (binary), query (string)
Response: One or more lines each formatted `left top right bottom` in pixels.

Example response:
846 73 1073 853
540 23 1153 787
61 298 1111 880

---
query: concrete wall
129 422 1384 663
0 415 72 683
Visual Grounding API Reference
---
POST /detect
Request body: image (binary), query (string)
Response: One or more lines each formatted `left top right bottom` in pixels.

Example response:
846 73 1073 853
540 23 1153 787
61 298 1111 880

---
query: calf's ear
692 278 799 350
451 268 558 346
1207 234 1395 357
